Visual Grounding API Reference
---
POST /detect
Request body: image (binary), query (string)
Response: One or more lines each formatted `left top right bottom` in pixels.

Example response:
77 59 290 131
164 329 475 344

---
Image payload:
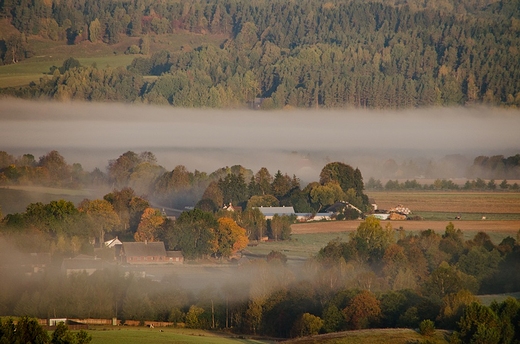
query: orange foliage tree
343 290 381 330
134 207 165 242
215 217 249 258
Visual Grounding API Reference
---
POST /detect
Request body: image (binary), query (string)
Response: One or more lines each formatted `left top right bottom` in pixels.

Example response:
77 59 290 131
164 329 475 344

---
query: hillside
1 0 519 108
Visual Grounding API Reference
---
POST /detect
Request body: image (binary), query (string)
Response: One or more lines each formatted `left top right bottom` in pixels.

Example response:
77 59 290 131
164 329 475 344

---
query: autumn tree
103 188 149 233
78 199 120 246
438 289 480 329
214 217 248 258
134 208 165 242
38 150 71 185
290 313 323 337
343 290 381 330
350 217 395 262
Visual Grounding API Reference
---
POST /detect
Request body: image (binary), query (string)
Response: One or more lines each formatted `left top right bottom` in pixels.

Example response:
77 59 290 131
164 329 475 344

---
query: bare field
292 220 520 234
366 191 520 214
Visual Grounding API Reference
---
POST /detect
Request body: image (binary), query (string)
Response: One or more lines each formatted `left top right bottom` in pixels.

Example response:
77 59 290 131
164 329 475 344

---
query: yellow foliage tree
134 207 165 242
216 217 249 258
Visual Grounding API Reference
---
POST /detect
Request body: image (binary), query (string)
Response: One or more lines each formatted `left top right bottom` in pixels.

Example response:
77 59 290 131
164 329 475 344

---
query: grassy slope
0 186 100 215
86 327 271 344
281 328 450 344
0 19 228 88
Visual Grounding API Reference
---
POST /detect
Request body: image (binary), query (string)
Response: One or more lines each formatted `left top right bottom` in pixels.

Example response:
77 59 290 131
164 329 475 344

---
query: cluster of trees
0 150 371 216
0 318 91 344
468 154 520 180
2 0 520 108
367 177 520 191
1 218 520 341
0 149 374 259
0 189 252 260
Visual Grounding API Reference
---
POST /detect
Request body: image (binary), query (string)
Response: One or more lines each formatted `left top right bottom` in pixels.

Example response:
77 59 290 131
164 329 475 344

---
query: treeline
0 149 371 258
0 193 251 260
2 0 520 108
0 150 370 215
0 318 91 344
2 219 520 341
468 154 520 180
367 177 520 191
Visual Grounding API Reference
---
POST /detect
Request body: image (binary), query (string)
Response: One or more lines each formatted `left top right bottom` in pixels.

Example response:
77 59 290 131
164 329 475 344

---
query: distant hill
1 0 520 108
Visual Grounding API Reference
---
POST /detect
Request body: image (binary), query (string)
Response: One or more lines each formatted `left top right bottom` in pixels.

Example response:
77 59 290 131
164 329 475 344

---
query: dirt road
291 220 520 234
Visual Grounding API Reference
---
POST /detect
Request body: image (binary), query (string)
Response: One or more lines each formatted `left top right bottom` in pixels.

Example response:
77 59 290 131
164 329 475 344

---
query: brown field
292 219 520 234
292 191 520 235
366 191 520 213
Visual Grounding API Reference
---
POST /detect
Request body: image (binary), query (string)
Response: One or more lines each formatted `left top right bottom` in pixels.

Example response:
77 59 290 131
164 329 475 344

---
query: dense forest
1 0 520 108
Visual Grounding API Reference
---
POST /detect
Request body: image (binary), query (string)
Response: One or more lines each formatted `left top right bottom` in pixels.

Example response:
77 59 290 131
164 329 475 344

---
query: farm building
255 206 296 219
255 206 334 221
166 250 184 263
121 242 184 265
61 254 104 276
122 241 167 265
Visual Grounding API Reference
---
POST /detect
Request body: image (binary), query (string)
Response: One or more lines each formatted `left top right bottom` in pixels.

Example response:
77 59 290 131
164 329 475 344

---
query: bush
419 319 435 336
126 44 140 54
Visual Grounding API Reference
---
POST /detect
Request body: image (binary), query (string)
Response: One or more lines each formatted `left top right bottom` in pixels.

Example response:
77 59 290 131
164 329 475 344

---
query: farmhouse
121 241 184 264
61 254 104 276
122 241 166 264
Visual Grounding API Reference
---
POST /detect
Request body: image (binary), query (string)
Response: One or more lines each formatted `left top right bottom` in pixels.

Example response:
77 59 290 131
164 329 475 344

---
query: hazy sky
1 98 519 181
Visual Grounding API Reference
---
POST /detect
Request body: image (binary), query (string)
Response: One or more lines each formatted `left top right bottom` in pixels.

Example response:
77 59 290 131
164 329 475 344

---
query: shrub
419 319 435 336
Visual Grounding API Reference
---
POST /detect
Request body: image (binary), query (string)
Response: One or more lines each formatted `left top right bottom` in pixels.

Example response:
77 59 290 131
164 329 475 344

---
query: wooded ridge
1 0 519 108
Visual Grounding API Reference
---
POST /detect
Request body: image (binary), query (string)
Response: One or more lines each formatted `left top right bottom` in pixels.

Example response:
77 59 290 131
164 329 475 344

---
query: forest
1 149 520 342
1 0 520 108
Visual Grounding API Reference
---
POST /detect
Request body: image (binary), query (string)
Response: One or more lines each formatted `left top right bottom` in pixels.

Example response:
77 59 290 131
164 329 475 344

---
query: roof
166 251 184 258
62 255 103 271
122 242 166 257
255 206 295 216
104 237 122 248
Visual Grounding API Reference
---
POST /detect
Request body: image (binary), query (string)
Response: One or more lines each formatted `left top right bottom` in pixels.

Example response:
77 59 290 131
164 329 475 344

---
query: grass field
85 326 272 344
0 186 102 215
281 328 450 344
0 20 228 89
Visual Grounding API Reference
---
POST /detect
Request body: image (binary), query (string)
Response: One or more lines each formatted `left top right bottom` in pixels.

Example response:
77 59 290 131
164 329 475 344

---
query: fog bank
1 99 518 181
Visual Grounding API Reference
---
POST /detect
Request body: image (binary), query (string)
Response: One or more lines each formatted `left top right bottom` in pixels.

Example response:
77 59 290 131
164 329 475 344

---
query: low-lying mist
1 98 519 182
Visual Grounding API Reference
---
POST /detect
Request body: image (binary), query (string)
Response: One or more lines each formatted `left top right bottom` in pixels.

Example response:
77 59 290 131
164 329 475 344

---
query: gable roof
122 242 166 257
104 237 122 248
61 255 103 271
255 206 295 216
